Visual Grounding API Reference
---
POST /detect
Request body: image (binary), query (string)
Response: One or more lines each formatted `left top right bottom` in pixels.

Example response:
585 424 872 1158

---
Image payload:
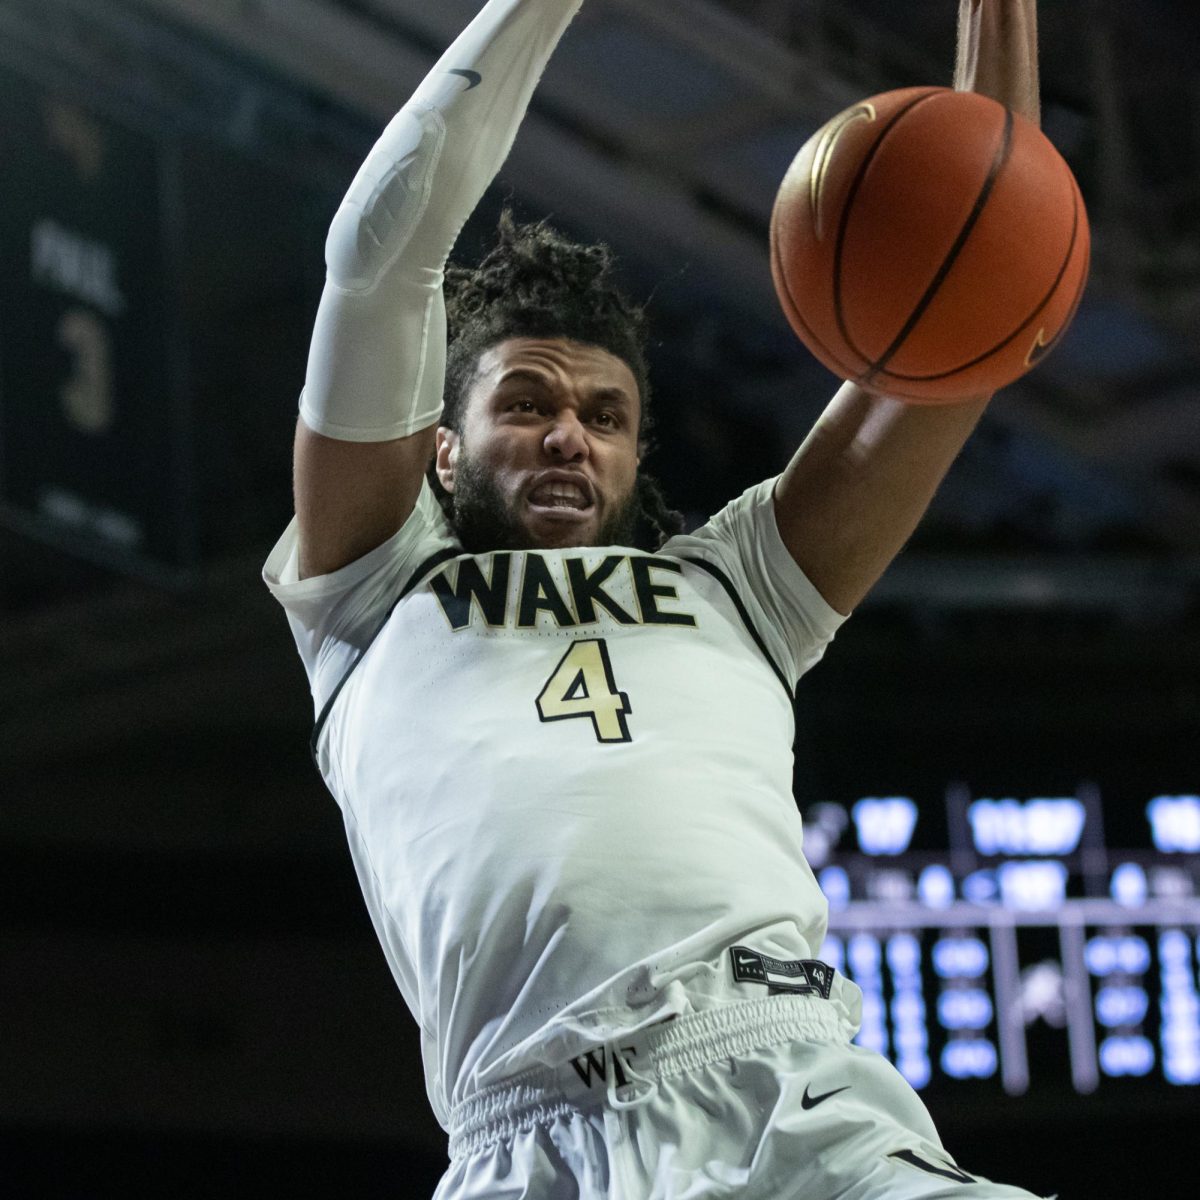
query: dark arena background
2 1 1199 1196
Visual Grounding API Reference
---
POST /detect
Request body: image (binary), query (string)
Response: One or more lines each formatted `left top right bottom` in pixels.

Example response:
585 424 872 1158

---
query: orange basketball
770 87 1090 403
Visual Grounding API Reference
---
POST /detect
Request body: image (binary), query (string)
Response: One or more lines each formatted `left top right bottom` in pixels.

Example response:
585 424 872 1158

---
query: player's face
435 338 642 551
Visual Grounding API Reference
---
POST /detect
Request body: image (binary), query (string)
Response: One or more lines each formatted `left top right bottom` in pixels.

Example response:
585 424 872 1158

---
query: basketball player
265 1 1053 1196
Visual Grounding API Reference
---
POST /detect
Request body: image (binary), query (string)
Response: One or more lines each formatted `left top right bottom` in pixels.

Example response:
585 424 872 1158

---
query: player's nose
543 410 588 461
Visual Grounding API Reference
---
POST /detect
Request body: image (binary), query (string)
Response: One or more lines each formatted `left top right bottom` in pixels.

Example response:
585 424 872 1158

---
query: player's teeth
532 483 587 509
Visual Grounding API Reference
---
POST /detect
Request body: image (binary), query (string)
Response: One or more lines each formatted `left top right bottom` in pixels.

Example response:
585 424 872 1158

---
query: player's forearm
775 386 989 615
302 0 585 443
955 0 1040 126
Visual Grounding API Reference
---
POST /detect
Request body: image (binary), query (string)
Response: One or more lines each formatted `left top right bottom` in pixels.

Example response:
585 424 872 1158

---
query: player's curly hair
433 209 684 550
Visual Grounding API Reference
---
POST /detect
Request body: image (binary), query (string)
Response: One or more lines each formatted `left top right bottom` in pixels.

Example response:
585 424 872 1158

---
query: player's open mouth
527 481 594 517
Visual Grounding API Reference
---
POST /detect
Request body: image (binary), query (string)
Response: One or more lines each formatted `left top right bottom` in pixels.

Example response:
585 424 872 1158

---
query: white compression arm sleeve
301 0 585 442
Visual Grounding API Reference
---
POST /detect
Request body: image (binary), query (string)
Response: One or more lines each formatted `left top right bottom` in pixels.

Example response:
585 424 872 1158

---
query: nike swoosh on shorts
800 1083 850 1110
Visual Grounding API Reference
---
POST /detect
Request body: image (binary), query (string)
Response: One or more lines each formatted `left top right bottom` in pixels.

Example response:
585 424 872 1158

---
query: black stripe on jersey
681 557 795 699
310 546 462 767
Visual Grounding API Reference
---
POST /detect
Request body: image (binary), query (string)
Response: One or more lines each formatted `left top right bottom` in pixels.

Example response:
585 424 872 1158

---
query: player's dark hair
432 209 683 550
443 209 652 434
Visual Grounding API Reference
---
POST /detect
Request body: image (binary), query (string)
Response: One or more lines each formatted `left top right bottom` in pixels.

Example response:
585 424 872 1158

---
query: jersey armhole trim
682 556 795 700
310 546 462 765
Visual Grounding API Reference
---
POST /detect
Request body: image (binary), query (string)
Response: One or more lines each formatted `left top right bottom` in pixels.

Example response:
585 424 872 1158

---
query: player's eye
592 411 619 428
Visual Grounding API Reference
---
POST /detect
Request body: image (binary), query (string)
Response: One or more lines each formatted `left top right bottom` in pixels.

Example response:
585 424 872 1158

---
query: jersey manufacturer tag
730 946 835 998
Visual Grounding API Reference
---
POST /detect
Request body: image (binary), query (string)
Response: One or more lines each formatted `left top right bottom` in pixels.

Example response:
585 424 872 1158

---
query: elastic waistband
447 993 845 1160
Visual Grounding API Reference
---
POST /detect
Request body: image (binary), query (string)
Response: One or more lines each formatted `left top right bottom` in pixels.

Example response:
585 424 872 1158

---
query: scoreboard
809 789 1200 1097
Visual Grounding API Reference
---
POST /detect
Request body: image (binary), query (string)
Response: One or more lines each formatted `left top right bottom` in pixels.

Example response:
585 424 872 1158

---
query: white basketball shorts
436 994 1051 1199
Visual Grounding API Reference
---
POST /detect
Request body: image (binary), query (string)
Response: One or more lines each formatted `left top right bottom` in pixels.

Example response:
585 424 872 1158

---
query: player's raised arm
955 0 1040 126
772 0 1039 617
294 0 584 580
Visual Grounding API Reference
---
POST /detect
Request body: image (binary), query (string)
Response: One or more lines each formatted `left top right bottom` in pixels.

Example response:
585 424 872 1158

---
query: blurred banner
0 65 194 581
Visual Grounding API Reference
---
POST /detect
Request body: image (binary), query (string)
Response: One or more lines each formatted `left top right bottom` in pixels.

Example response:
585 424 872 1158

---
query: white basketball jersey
264 476 856 1128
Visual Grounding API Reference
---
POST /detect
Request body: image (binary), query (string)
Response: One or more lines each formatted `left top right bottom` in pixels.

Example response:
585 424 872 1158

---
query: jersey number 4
536 639 632 744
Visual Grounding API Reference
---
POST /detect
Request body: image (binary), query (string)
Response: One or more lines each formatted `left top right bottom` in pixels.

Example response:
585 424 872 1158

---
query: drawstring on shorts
605 1039 660 1111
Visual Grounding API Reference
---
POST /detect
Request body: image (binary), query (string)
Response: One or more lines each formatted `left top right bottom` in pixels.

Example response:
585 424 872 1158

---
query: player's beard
449 449 640 554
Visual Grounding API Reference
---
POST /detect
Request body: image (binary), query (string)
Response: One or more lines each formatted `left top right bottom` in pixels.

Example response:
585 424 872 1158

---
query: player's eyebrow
498 368 542 381
496 369 554 391
588 387 634 408
496 369 634 407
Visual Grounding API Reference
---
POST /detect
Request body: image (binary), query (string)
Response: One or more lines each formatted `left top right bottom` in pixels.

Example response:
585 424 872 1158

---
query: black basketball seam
863 105 1016 384
771 226 865 380
881 158 1085 381
832 89 944 370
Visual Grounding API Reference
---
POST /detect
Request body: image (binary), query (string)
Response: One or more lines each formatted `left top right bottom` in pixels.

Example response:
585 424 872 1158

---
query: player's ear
435 426 461 494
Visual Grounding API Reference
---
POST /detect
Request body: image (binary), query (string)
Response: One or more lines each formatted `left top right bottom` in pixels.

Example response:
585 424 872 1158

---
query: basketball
770 87 1090 403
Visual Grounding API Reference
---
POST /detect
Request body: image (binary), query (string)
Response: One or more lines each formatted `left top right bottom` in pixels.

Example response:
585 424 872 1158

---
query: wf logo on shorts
730 947 835 998
569 1043 639 1089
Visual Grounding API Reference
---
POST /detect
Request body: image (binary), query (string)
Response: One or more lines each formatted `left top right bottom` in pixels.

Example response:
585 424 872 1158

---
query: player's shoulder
659 477 778 557
265 476 459 605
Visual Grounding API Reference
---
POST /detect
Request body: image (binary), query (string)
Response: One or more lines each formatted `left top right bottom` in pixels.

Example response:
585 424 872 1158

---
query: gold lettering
630 559 698 628
516 556 576 628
